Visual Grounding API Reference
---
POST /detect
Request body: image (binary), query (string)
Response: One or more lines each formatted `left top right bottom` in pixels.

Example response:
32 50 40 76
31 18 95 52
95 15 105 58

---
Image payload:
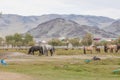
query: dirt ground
0 72 33 80
0 52 120 80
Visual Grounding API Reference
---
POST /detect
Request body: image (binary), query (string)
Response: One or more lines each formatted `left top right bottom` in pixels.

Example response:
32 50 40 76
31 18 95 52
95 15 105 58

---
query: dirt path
0 72 33 80
5 54 120 62
1 52 120 61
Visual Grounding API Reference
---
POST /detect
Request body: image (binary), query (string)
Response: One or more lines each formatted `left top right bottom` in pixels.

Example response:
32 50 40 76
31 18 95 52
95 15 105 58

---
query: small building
100 38 117 42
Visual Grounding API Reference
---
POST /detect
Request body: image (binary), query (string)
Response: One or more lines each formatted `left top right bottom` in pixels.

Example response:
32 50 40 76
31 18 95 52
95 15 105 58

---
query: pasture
0 48 120 80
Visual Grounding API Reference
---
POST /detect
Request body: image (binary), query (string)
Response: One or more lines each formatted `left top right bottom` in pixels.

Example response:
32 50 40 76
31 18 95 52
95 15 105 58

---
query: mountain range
104 20 120 34
27 18 116 39
0 14 119 39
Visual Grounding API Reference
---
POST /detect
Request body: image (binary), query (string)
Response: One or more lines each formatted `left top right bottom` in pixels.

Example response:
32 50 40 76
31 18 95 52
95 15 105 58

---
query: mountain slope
0 14 115 37
0 14 40 37
27 18 116 39
104 20 120 35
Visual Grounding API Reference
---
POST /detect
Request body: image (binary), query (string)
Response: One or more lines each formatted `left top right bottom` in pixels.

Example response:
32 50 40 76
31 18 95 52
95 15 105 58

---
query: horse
83 46 94 54
94 46 101 53
28 46 43 56
83 45 101 54
39 44 55 56
104 44 117 53
115 44 120 53
28 45 55 56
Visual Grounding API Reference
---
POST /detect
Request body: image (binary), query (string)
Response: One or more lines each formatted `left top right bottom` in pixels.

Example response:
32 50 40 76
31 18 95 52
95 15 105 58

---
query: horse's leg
104 48 108 53
96 49 99 53
116 46 120 53
83 47 86 54
115 49 117 53
39 47 43 56
98 48 100 53
110 48 113 53
50 49 53 56
118 48 120 53
99 49 101 53
28 49 31 55
104 46 108 53
95 49 98 53
45 50 48 56
116 48 119 53
38 50 41 56
32 51 34 55
44 46 48 56
42 47 44 55
91 50 92 54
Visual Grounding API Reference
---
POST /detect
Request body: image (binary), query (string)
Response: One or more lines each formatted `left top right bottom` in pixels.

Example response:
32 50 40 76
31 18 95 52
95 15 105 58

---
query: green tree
99 40 108 46
5 33 34 47
48 39 63 46
28 41 35 46
13 33 22 47
5 35 14 47
69 38 80 47
23 34 34 46
81 33 93 46
115 37 120 44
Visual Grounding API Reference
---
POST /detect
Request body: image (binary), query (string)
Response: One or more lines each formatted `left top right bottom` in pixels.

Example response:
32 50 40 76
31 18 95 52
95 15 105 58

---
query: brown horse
83 46 94 54
83 45 101 54
104 44 118 53
94 46 101 53
116 44 120 53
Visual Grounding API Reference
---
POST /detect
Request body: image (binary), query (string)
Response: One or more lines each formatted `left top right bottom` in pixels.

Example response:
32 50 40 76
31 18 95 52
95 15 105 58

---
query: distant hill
104 20 120 35
27 18 117 39
0 14 115 37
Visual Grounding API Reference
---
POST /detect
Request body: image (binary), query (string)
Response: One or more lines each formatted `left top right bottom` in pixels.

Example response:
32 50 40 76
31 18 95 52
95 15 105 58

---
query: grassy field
0 49 120 80
1 48 120 55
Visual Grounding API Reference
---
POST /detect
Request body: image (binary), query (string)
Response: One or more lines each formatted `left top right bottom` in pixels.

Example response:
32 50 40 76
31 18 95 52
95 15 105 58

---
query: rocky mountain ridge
0 14 118 38
27 18 117 39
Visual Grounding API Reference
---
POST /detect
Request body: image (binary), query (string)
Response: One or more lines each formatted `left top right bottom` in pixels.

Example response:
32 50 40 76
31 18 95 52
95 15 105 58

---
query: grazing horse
41 44 55 56
28 45 55 56
28 46 43 55
115 44 120 53
94 46 101 53
83 45 101 54
83 46 94 54
104 44 117 53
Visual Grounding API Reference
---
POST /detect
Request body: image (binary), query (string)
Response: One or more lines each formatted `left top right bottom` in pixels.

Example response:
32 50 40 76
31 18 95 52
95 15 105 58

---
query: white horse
41 44 55 56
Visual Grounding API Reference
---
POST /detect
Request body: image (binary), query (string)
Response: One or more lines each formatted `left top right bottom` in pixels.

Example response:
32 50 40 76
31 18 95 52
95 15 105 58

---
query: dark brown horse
94 46 101 53
104 44 116 53
28 46 43 55
115 44 120 53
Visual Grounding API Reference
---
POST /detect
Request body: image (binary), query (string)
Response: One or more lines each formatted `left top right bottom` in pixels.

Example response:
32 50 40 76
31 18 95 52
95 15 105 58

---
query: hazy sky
0 0 120 19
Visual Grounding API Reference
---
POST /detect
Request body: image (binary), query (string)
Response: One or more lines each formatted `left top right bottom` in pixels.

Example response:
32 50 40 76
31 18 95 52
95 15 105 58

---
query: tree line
0 33 34 47
0 33 120 48
48 33 120 47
